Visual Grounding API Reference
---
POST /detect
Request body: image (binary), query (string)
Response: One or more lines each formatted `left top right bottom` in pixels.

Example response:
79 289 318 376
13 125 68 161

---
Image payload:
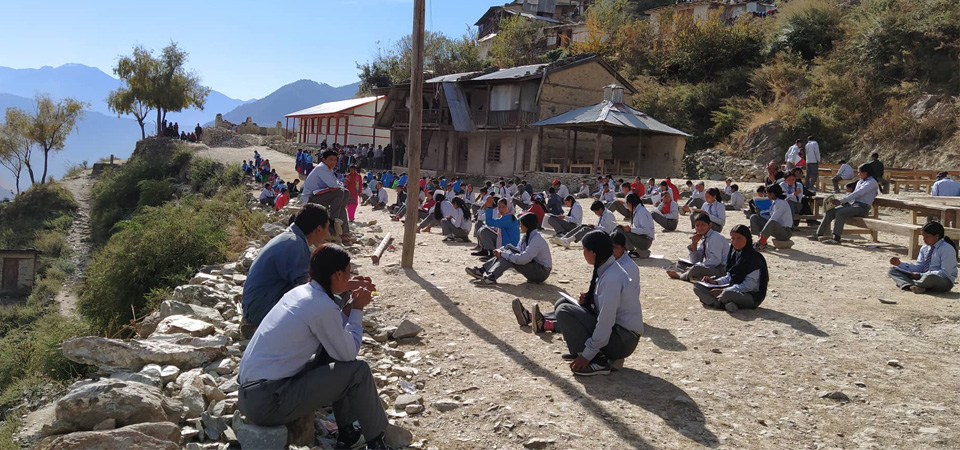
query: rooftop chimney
603 84 624 104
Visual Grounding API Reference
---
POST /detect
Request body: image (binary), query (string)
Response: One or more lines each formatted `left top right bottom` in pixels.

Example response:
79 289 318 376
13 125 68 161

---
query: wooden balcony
469 109 540 128
395 108 450 128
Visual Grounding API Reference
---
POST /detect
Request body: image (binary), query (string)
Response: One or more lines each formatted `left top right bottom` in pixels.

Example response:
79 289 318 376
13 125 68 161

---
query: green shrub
0 184 76 249
767 0 843 60
137 179 176 208
0 314 88 399
0 304 42 339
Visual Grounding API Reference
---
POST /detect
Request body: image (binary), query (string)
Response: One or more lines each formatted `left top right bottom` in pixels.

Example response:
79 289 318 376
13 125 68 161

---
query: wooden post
592 124 604 175
402 0 426 269
573 130 578 162
371 233 394 265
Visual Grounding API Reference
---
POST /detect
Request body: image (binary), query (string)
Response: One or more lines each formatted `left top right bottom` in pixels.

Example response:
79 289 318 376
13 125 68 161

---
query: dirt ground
209 146 960 449
55 171 94 317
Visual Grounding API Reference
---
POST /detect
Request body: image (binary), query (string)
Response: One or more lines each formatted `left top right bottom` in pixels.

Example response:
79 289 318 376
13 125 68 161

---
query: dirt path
56 171 94 317
199 142 960 448
194 145 299 183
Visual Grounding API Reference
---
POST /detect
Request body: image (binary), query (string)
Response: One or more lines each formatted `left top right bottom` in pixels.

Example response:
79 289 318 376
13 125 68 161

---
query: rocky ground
54 171 94 317
17 145 960 449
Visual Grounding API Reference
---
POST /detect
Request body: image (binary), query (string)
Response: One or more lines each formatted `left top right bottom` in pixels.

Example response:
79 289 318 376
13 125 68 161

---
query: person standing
345 166 362 222
804 136 821 191
870 152 888 194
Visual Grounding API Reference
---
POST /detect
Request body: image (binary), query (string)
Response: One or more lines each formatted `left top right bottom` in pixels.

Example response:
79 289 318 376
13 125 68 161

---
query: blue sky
0 0 496 100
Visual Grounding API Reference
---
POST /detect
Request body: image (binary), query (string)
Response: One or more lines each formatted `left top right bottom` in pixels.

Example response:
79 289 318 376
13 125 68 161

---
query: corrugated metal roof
532 100 691 137
472 63 549 81
285 96 384 118
426 72 482 83
442 82 477 132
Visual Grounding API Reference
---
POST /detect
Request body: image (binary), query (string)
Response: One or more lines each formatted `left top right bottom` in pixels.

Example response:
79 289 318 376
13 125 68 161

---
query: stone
206 358 238 376
36 422 180 450
405 404 425 415
382 424 413 448
140 312 162 338
201 412 228 440
218 377 239 394
431 399 460 412
391 320 423 340
172 285 232 308
235 423 288 450
48 379 182 434
159 300 226 327
209 399 237 417
181 426 200 440
110 371 159 387
191 273 220 285
203 385 227 403
63 337 226 372
147 333 230 348
887 359 903 369
155 315 216 337
821 391 850 403
394 394 422 409
160 365 180 383
177 370 207 419
523 438 556 449
92 418 116 431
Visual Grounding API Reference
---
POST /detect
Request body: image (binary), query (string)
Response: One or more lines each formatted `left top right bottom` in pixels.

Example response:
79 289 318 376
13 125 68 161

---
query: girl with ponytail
887 221 958 294
511 230 643 377
466 212 551 285
417 192 453 233
440 197 472 243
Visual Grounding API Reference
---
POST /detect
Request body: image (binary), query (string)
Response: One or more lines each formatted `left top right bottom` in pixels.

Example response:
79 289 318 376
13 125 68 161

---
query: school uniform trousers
677 260 725 282
547 215 579 236
478 227 502 250
887 268 954 292
481 255 551 283
693 284 756 309
749 215 793 241
562 224 597 242
816 203 870 237
309 189 350 235
652 213 678 231
607 201 631 220
440 219 470 241
554 302 640 363
614 228 653 252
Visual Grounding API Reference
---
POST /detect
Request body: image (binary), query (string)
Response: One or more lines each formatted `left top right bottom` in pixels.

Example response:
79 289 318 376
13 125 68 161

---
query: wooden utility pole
401 0 426 268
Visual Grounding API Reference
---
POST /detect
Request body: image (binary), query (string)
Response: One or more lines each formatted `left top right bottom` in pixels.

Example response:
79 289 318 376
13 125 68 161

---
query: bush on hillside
0 313 89 402
136 179 176 208
767 0 843 60
188 158 244 197
653 12 765 83
0 184 76 249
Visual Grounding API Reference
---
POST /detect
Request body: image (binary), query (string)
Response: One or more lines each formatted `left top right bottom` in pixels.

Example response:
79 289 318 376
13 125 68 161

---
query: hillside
218 79 360 126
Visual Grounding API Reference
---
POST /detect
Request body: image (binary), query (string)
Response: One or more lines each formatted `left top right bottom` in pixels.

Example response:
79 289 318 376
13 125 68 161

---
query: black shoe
365 434 394 450
471 250 489 257
512 298 530 326
572 362 612 376
465 267 484 280
561 353 577 361
335 426 364 450
531 304 546 334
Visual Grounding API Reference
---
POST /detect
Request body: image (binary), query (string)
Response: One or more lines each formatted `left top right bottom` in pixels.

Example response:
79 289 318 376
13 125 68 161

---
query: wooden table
568 163 594 174
872 197 960 228
542 163 562 173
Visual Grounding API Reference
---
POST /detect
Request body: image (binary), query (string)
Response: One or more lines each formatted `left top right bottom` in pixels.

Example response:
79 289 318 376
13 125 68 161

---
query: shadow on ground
407 269 718 449
730 307 829 337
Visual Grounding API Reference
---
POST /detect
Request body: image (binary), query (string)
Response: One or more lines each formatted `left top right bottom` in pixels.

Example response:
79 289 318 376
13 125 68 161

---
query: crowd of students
233 141 957 448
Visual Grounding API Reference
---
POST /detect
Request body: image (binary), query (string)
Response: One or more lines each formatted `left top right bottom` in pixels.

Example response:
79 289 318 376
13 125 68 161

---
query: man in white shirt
832 160 855 193
258 183 276 206
804 136 821 191
302 149 351 239
785 139 803 170
553 179 570 200
931 172 960 197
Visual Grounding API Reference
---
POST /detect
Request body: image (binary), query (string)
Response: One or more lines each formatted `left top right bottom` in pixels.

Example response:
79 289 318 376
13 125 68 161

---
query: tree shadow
406 269 715 449
928 291 960 300
766 248 846 266
643 324 688 352
729 307 829 337
582 368 719 448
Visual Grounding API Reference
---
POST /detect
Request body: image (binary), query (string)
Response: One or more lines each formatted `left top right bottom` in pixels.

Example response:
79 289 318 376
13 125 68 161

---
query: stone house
0 249 40 296
476 0 594 59
374 56 686 179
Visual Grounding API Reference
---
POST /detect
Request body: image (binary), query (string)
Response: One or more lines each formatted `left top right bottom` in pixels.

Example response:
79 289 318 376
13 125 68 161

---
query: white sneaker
560 237 573 248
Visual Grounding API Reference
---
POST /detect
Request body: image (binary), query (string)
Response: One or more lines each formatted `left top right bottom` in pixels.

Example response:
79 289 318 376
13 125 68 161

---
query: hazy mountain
218 80 360 127
0 64 248 130
0 93 141 193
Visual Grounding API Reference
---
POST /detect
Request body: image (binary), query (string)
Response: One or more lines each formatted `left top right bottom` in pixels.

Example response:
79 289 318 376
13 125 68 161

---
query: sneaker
470 250 489 257
365 435 395 450
335 426 365 450
550 237 562 246
561 353 577 361
822 238 840 245
443 235 457 242
754 242 767 251
724 302 739 312
512 298 530 326
909 286 927 294
479 276 497 286
531 304 546 334
560 237 573 248
465 267 484 280
573 362 611 376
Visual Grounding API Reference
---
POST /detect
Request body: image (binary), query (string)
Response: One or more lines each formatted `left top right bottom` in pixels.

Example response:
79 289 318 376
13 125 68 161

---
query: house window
487 139 501 162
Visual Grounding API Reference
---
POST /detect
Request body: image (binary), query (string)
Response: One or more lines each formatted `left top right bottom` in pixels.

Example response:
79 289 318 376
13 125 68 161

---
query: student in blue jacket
471 198 519 259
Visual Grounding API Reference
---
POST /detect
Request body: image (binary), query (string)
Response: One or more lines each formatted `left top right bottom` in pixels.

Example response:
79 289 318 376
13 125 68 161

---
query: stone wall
685 148 765 182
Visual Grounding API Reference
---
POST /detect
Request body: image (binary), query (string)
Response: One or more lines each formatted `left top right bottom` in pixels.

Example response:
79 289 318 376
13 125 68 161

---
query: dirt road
55 172 94 317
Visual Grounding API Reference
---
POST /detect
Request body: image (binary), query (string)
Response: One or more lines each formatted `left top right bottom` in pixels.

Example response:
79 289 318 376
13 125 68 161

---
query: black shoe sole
512 298 530 327
532 304 545 333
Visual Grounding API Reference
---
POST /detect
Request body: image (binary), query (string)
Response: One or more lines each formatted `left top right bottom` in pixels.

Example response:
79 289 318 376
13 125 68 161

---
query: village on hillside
2 1 960 449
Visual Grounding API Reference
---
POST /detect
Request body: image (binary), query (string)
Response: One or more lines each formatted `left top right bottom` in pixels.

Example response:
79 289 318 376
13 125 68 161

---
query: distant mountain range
0 64 360 193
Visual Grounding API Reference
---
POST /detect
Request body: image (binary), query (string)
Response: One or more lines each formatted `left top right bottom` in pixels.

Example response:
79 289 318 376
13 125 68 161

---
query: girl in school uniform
523 194 548 229
554 201 618 248
472 198 520 259
511 230 642 376
417 193 454 233
440 197 473 243
688 187 725 232
547 196 583 237
694 224 770 312
466 213 551 285
614 193 656 259
749 184 795 250
651 185 679 232
667 214 729 282
887 221 958 294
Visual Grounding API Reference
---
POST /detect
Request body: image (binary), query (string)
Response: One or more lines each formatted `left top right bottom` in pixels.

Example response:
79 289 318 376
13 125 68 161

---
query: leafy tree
17 94 87 184
489 16 546 68
357 30 487 93
768 1 843 60
109 45 156 139
653 12 764 83
570 0 655 76
0 112 34 193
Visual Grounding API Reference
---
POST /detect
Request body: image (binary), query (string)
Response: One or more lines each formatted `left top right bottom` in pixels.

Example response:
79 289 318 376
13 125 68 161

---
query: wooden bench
845 217 923 258
891 179 933 194
818 178 853 192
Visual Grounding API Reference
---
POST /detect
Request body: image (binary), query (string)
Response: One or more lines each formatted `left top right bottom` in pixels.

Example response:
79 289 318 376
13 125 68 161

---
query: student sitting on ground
463 184 476 207
682 181 706 211
641 178 660 204
466 213 551 285
259 183 276 206
553 179 570 199
812 163 879 245
724 184 744 211
511 230 641 376
361 182 372 205
614 193 656 259
417 193 454 233
472 198 520 259
546 187 564 215
372 181 389 210
680 180 695 199
607 183 634 220
388 185 407 216
242 204 329 327
887 221 958 294
720 178 734 202
546 196 583 237
524 194 548 229
513 185 532 211
694 224 770 312
576 181 591 199
274 187 290 212
598 183 616 204
744 185 771 219
651 185 679 232
688 187 725 232
394 189 435 222
238 245 392 450
470 192 495 252
667 214 729 282
440 197 472 243
749 184 795 250
553 200 618 248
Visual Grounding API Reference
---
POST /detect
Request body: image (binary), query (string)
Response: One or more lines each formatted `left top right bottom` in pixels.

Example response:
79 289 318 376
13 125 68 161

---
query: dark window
487 138 501 162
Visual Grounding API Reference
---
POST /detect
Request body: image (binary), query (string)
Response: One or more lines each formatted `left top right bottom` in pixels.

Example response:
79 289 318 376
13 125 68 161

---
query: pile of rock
18 222 422 450
684 148 765 182
201 127 252 149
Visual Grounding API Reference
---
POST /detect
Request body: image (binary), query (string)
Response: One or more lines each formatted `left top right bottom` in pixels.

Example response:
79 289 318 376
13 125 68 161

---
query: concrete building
0 249 40 296
475 0 594 60
284 96 391 148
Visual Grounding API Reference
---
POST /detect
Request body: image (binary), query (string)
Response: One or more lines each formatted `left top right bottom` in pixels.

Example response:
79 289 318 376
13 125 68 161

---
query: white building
285 96 392 148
